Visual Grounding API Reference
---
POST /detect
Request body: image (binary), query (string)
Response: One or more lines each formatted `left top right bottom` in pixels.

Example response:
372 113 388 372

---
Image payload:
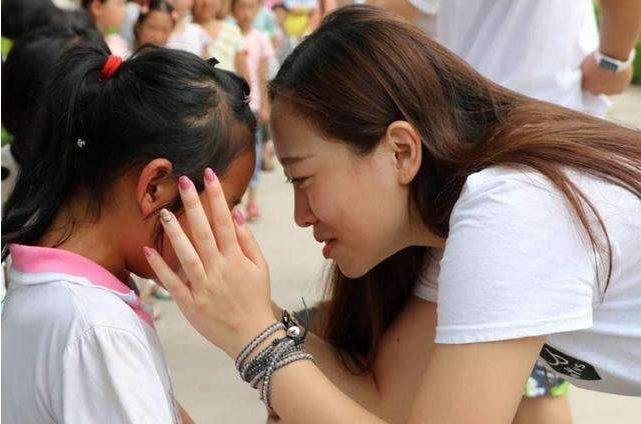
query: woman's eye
285 177 308 187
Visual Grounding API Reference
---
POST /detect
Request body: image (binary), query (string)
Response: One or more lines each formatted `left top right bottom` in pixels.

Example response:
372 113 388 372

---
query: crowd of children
2 0 339 221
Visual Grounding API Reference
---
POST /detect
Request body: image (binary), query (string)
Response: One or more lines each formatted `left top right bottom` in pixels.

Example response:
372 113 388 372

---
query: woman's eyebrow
279 154 314 166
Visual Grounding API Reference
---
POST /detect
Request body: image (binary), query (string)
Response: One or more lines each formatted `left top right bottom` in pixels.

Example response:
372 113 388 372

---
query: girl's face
162 150 256 272
137 11 174 47
271 100 436 278
193 0 219 22
232 0 260 30
92 0 127 32
123 149 255 279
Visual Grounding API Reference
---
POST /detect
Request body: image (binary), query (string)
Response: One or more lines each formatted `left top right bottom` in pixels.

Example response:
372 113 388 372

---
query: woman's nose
293 191 316 228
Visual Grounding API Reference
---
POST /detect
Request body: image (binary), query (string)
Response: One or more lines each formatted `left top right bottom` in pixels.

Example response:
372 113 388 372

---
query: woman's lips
322 239 337 259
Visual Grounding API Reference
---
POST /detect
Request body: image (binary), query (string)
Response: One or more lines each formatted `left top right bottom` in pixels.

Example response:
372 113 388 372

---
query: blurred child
282 0 317 39
167 0 213 58
2 21 102 206
134 0 176 48
82 0 130 56
1 41 255 423
194 0 247 76
232 0 274 220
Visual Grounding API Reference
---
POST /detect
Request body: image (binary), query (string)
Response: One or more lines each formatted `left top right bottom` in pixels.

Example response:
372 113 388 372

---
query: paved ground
156 86 641 423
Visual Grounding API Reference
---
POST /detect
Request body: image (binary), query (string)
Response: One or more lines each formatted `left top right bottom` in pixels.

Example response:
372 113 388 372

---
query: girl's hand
144 170 278 358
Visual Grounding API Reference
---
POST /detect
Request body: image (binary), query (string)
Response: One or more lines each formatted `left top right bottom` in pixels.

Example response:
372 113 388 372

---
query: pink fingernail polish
233 209 245 226
143 246 154 259
179 176 192 191
204 168 216 184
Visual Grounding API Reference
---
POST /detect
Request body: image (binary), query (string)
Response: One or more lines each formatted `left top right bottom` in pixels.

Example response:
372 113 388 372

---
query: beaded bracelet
235 322 285 370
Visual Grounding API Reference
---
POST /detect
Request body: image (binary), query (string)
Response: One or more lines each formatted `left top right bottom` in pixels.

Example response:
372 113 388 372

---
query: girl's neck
38 198 130 284
238 23 252 34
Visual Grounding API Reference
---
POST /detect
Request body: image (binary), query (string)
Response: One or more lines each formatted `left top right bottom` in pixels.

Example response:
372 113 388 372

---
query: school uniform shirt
413 166 641 396
409 0 610 116
1 244 182 423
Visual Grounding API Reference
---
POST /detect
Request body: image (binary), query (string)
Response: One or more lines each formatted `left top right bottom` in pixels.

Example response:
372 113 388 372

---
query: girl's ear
384 121 423 185
137 158 178 217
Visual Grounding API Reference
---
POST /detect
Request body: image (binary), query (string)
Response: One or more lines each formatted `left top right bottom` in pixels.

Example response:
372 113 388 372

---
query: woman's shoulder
461 165 640 214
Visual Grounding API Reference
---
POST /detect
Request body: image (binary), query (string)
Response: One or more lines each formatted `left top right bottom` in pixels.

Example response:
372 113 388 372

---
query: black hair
2 25 103 169
1 0 56 39
2 44 256 255
29 7 100 36
82 0 106 9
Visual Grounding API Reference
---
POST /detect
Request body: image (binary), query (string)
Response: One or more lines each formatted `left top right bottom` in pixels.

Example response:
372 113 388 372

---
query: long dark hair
270 5 641 373
2 43 255 256
2 24 102 168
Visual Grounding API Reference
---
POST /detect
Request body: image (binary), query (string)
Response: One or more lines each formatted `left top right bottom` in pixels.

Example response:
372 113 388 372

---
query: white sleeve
435 171 596 344
58 326 177 423
413 248 442 303
408 0 439 14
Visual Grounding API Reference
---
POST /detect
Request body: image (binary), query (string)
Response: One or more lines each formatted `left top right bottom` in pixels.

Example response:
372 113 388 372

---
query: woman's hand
144 169 278 358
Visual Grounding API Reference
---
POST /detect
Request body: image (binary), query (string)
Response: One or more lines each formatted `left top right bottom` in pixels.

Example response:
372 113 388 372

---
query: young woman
145 5 641 423
1 40 256 422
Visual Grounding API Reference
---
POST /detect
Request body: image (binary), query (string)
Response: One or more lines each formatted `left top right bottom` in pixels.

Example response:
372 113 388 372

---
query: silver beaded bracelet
234 309 315 410
235 322 286 370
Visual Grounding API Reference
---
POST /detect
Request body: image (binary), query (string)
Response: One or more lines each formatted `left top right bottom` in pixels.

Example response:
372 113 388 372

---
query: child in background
1 19 103 207
1 40 256 423
282 0 316 40
82 0 130 56
194 0 247 76
167 0 212 58
134 0 176 48
232 0 274 220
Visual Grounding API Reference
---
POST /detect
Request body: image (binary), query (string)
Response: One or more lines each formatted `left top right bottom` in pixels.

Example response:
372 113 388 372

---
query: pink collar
9 243 154 328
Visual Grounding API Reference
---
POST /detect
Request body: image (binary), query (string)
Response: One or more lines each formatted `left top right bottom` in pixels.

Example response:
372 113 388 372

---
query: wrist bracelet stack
235 309 315 409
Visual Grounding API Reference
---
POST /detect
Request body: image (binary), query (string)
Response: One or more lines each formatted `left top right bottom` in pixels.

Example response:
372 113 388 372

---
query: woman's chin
336 260 371 279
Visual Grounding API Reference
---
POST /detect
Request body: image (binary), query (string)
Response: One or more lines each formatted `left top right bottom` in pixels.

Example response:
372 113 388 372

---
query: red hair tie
101 55 123 80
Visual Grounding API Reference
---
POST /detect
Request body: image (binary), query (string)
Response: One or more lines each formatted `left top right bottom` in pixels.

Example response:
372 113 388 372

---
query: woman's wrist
228 315 281 359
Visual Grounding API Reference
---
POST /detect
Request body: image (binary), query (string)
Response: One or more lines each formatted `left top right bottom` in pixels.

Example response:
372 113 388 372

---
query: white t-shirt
413 166 641 396
2 244 182 423
409 0 609 116
167 18 213 58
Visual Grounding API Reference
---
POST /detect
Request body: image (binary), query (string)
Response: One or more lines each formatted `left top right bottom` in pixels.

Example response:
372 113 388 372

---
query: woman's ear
385 121 423 185
137 158 177 217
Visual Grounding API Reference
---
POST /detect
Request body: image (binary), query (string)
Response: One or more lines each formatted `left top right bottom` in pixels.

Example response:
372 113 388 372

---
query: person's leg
247 124 263 221
513 362 572 424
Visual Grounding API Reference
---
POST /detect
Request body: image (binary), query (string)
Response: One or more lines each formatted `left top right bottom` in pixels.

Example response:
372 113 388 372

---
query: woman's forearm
273 297 437 422
269 359 387 424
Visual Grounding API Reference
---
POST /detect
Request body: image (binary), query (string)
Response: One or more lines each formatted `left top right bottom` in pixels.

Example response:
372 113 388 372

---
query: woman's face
137 11 174 47
271 100 422 278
